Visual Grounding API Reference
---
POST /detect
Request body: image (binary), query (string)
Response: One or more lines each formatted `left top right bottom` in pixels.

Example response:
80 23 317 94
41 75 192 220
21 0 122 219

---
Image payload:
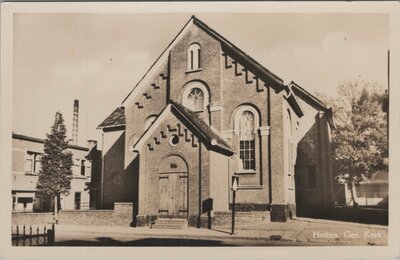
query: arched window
144 115 157 131
188 43 201 71
234 106 259 172
187 88 204 111
182 82 209 112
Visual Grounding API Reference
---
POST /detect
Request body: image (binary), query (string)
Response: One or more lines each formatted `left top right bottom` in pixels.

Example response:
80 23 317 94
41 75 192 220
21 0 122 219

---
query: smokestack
72 99 79 145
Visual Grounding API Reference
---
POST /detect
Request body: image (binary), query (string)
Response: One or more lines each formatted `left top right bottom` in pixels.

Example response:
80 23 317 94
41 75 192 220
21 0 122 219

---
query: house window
307 165 317 189
25 151 42 174
182 81 209 112
80 160 86 176
144 115 157 131
74 192 81 210
188 43 201 71
12 193 16 211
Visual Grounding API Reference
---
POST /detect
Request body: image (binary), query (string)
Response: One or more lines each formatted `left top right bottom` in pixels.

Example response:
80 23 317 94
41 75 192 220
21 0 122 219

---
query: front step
152 218 188 229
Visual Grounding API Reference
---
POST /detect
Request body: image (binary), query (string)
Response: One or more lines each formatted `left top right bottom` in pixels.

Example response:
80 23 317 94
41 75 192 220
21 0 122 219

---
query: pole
54 195 58 224
231 189 236 235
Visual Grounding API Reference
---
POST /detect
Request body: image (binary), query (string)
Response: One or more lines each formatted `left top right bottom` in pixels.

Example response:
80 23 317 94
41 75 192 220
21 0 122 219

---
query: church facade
98 16 335 227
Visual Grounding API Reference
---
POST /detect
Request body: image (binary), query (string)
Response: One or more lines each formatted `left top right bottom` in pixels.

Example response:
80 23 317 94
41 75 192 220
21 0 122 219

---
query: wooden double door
158 155 188 218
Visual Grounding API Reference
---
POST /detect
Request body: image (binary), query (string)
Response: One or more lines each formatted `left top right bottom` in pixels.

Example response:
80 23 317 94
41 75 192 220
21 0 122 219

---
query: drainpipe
100 131 105 209
198 142 202 228
267 86 272 207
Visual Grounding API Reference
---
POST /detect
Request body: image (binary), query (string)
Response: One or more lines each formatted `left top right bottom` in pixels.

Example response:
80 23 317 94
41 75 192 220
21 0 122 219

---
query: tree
36 112 73 214
318 80 388 207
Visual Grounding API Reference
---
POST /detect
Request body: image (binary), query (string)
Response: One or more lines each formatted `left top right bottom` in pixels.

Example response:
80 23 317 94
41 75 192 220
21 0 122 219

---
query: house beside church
97 16 335 227
12 100 102 212
11 133 100 212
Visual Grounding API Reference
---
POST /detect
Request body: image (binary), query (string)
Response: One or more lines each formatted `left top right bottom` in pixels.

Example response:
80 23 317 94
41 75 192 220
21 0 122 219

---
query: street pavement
52 217 388 246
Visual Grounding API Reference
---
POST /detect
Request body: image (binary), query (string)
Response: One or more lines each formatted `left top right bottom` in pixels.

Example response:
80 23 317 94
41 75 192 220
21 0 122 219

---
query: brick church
97 16 335 228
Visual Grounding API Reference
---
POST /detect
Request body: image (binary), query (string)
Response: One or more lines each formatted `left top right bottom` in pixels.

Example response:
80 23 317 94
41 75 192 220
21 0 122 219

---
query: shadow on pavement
54 237 236 246
210 228 232 235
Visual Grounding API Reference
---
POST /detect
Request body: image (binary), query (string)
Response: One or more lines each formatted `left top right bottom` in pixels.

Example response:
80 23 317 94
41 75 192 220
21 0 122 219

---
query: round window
169 135 179 146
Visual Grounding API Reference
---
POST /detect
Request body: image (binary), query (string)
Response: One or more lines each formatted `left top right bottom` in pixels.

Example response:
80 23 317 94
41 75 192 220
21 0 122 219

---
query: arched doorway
158 155 188 218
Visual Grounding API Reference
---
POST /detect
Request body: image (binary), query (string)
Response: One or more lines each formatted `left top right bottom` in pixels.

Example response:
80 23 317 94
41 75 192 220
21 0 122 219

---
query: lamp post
231 175 239 235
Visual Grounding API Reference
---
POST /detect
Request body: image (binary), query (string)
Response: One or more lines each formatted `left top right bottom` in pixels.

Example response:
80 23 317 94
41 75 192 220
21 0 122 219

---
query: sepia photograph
1 2 399 259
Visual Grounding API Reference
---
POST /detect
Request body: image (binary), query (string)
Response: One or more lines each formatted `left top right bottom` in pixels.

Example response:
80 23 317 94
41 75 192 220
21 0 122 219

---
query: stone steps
152 218 188 229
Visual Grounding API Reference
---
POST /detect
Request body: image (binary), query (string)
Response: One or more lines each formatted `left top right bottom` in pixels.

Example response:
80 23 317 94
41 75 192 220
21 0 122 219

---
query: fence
11 224 55 246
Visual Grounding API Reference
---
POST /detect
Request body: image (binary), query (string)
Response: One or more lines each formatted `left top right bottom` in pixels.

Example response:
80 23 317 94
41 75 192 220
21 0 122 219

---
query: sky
13 13 389 147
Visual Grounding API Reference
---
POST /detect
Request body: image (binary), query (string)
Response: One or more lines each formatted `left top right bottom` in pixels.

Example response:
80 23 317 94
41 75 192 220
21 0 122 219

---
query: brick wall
12 212 54 225
124 61 168 170
59 202 133 226
170 24 221 105
102 130 127 208
213 211 269 226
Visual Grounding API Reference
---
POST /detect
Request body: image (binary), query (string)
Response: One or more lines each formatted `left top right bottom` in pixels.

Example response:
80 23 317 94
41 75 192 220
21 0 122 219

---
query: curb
55 225 296 242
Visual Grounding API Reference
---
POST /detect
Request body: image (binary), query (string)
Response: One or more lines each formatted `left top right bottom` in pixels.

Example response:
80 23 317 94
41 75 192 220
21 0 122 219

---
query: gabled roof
285 90 304 118
132 101 233 155
289 81 336 129
118 15 334 129
192 16 284 89
121 15 286 107
171 101 233 153
12 133 89 151
97 107 125 129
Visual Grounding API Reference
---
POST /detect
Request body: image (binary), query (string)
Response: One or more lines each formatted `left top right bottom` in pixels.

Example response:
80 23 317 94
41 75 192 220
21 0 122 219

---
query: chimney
72 99 79 145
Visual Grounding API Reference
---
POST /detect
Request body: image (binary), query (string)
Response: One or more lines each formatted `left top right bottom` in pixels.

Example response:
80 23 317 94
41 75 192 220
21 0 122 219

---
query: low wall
12 202 134 226
331 206 388 225
214 211 269 226
12 212 54 225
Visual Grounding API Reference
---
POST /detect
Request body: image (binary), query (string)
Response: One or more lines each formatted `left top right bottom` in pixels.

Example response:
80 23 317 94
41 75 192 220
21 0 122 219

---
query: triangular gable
121 15 289 107
121 17 194 107
131 102 233 155
119 15 331 130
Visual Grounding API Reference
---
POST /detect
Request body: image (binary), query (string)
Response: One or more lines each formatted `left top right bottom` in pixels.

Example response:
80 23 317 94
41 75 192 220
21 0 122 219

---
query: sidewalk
54 217 388 246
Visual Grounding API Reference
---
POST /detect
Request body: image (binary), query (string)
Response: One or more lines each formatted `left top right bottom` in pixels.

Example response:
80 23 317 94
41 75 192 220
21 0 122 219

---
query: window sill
185 68 202 74
183 107 204 113
238 185 263 190
25 172 39 176
74 176 87 179
235 170 257 175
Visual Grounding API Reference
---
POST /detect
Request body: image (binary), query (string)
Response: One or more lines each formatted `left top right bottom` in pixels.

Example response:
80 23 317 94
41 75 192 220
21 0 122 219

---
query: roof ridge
192 16 284 86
